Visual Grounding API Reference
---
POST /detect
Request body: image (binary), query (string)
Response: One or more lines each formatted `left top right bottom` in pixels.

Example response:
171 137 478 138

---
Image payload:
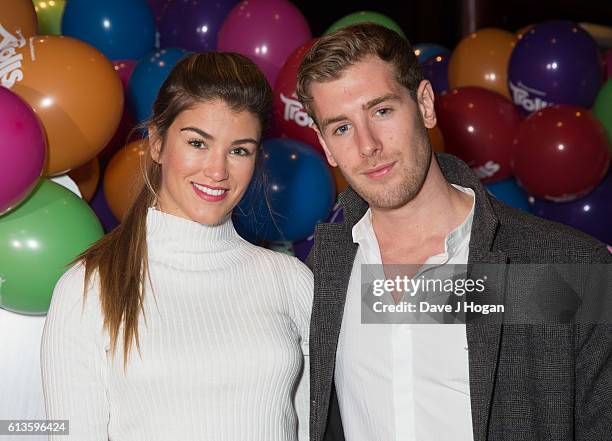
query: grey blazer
307 152 612 441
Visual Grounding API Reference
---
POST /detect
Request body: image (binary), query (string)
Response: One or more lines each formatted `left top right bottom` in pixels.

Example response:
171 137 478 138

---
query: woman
41 52 312 441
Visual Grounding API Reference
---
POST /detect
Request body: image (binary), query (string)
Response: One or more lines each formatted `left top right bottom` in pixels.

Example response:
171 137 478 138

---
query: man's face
310 55 436 209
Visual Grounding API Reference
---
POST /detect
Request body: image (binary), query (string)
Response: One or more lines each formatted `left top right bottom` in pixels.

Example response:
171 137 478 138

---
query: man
296 23 612 441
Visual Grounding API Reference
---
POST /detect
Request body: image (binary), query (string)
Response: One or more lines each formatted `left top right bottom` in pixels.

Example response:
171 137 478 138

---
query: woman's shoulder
241 242 313 280
49 260 101 314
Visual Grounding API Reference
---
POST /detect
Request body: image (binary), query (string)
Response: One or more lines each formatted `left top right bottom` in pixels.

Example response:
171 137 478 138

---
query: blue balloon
233 138 335 242
127 48 188 123
292 201 344 261
62 0 156 61
414 43 450 63
485 178 531 212
529 173 612 245
421 53 449 96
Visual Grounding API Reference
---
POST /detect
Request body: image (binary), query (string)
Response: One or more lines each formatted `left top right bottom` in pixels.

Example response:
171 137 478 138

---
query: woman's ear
148 127 163 164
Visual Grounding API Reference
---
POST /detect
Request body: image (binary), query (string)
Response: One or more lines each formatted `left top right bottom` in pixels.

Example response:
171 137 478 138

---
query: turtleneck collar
146 207 245 270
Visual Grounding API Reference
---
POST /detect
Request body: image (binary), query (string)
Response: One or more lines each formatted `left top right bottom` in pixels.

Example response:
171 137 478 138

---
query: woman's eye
333 124 350 136
230 146 251 156
188 139 206 149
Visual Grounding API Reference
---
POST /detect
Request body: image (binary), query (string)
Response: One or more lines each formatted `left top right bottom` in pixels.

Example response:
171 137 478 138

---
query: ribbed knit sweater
41 208 312 441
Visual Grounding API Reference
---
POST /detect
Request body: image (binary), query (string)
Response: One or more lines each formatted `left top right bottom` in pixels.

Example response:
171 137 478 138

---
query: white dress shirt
335 184 476 441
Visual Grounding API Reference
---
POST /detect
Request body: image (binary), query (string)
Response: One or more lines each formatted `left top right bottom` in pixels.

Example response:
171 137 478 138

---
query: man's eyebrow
320 94 402 132
181 127 259 145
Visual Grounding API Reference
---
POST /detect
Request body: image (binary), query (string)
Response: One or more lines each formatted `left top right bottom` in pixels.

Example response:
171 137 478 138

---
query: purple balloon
218 0 312 85
292 201 344 262
605 49 612 81
421 53 449 96
508 21 604 115
159 0 238 52
529 173 612 244
90 185 120 233
146 0 172 22
0 87 46 215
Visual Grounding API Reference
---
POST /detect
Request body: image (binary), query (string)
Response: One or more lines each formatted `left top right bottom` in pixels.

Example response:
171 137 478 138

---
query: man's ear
313 124 338 167
416 79 437 130
148 127 163 164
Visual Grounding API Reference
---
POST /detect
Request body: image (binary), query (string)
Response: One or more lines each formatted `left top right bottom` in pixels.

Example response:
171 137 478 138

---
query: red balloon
513 105 610 201
273 39 323 155
435 87 522 183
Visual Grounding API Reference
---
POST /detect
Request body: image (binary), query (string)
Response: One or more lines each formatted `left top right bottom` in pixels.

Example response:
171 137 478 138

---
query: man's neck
370 159 473 248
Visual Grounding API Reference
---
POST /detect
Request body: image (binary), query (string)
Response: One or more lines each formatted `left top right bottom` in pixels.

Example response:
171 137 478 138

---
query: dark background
292 0 612 48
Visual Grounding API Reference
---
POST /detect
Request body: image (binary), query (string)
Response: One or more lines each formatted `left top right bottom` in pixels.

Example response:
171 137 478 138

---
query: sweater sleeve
40 263 110 440
288 258 313 441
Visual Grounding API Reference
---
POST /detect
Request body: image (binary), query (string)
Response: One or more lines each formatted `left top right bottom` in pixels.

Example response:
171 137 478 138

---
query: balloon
414 43 449 63
292 201 344 261
68 159 100 202
218 0 312 85
508 21 603 114
435 87 522 183
485 178 531 212
90 186 120 233
6 35 124 176
128 48 187 123
273 39 322 154
62 0 156 61
428 126 445 153
104 140 147 221
448 28 517 100
513 105 610 201
604 49 612 81
592 79 612 152
114 60 138 90
33 0 65 35
529 173 612 245
233 138 335 242
1 0 37 38
516 24 534 38
0 87 46 215
159 0 239 52
421 53 450 96
0 180 103 315
325 11 405 38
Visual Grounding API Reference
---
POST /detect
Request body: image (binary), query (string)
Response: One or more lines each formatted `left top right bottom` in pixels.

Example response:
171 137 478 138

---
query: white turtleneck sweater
41 208 313 441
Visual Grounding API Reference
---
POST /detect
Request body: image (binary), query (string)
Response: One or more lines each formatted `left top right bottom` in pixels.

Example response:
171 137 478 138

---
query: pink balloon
113 60 138 91
218 0 312 85
0 87 46 215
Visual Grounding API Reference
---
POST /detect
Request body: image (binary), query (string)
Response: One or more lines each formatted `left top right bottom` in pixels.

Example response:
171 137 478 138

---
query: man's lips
362 161 396 179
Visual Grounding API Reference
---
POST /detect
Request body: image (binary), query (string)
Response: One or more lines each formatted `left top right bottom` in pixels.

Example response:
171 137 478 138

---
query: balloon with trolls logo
4 34 124 176
0 87 46 215
233 138 335 243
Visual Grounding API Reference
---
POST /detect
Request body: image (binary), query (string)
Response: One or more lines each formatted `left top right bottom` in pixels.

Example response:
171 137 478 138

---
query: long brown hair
74 52 273 368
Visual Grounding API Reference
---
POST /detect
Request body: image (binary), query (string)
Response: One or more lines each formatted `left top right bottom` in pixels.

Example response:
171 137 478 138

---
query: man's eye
188 139 206 149
376 108 392 117
333 124 350 136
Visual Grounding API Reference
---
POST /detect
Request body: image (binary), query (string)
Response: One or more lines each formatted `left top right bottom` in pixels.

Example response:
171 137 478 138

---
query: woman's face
150 100 260 225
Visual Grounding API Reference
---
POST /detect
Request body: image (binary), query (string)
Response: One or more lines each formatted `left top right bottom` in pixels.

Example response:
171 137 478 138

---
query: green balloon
593 79 612 154
0 179 103 315
34 0 66 35
324 11 406 38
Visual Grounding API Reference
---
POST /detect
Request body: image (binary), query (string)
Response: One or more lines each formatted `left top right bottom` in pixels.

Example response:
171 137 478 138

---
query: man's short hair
296 22 424 125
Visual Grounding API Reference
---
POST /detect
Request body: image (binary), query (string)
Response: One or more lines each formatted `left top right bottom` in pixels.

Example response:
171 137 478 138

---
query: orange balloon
1 0 38 39
7 35 123 176
104 140 147 221
428 126 445 153
68 158 100 202
448 28 517 100
331 166 349 194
